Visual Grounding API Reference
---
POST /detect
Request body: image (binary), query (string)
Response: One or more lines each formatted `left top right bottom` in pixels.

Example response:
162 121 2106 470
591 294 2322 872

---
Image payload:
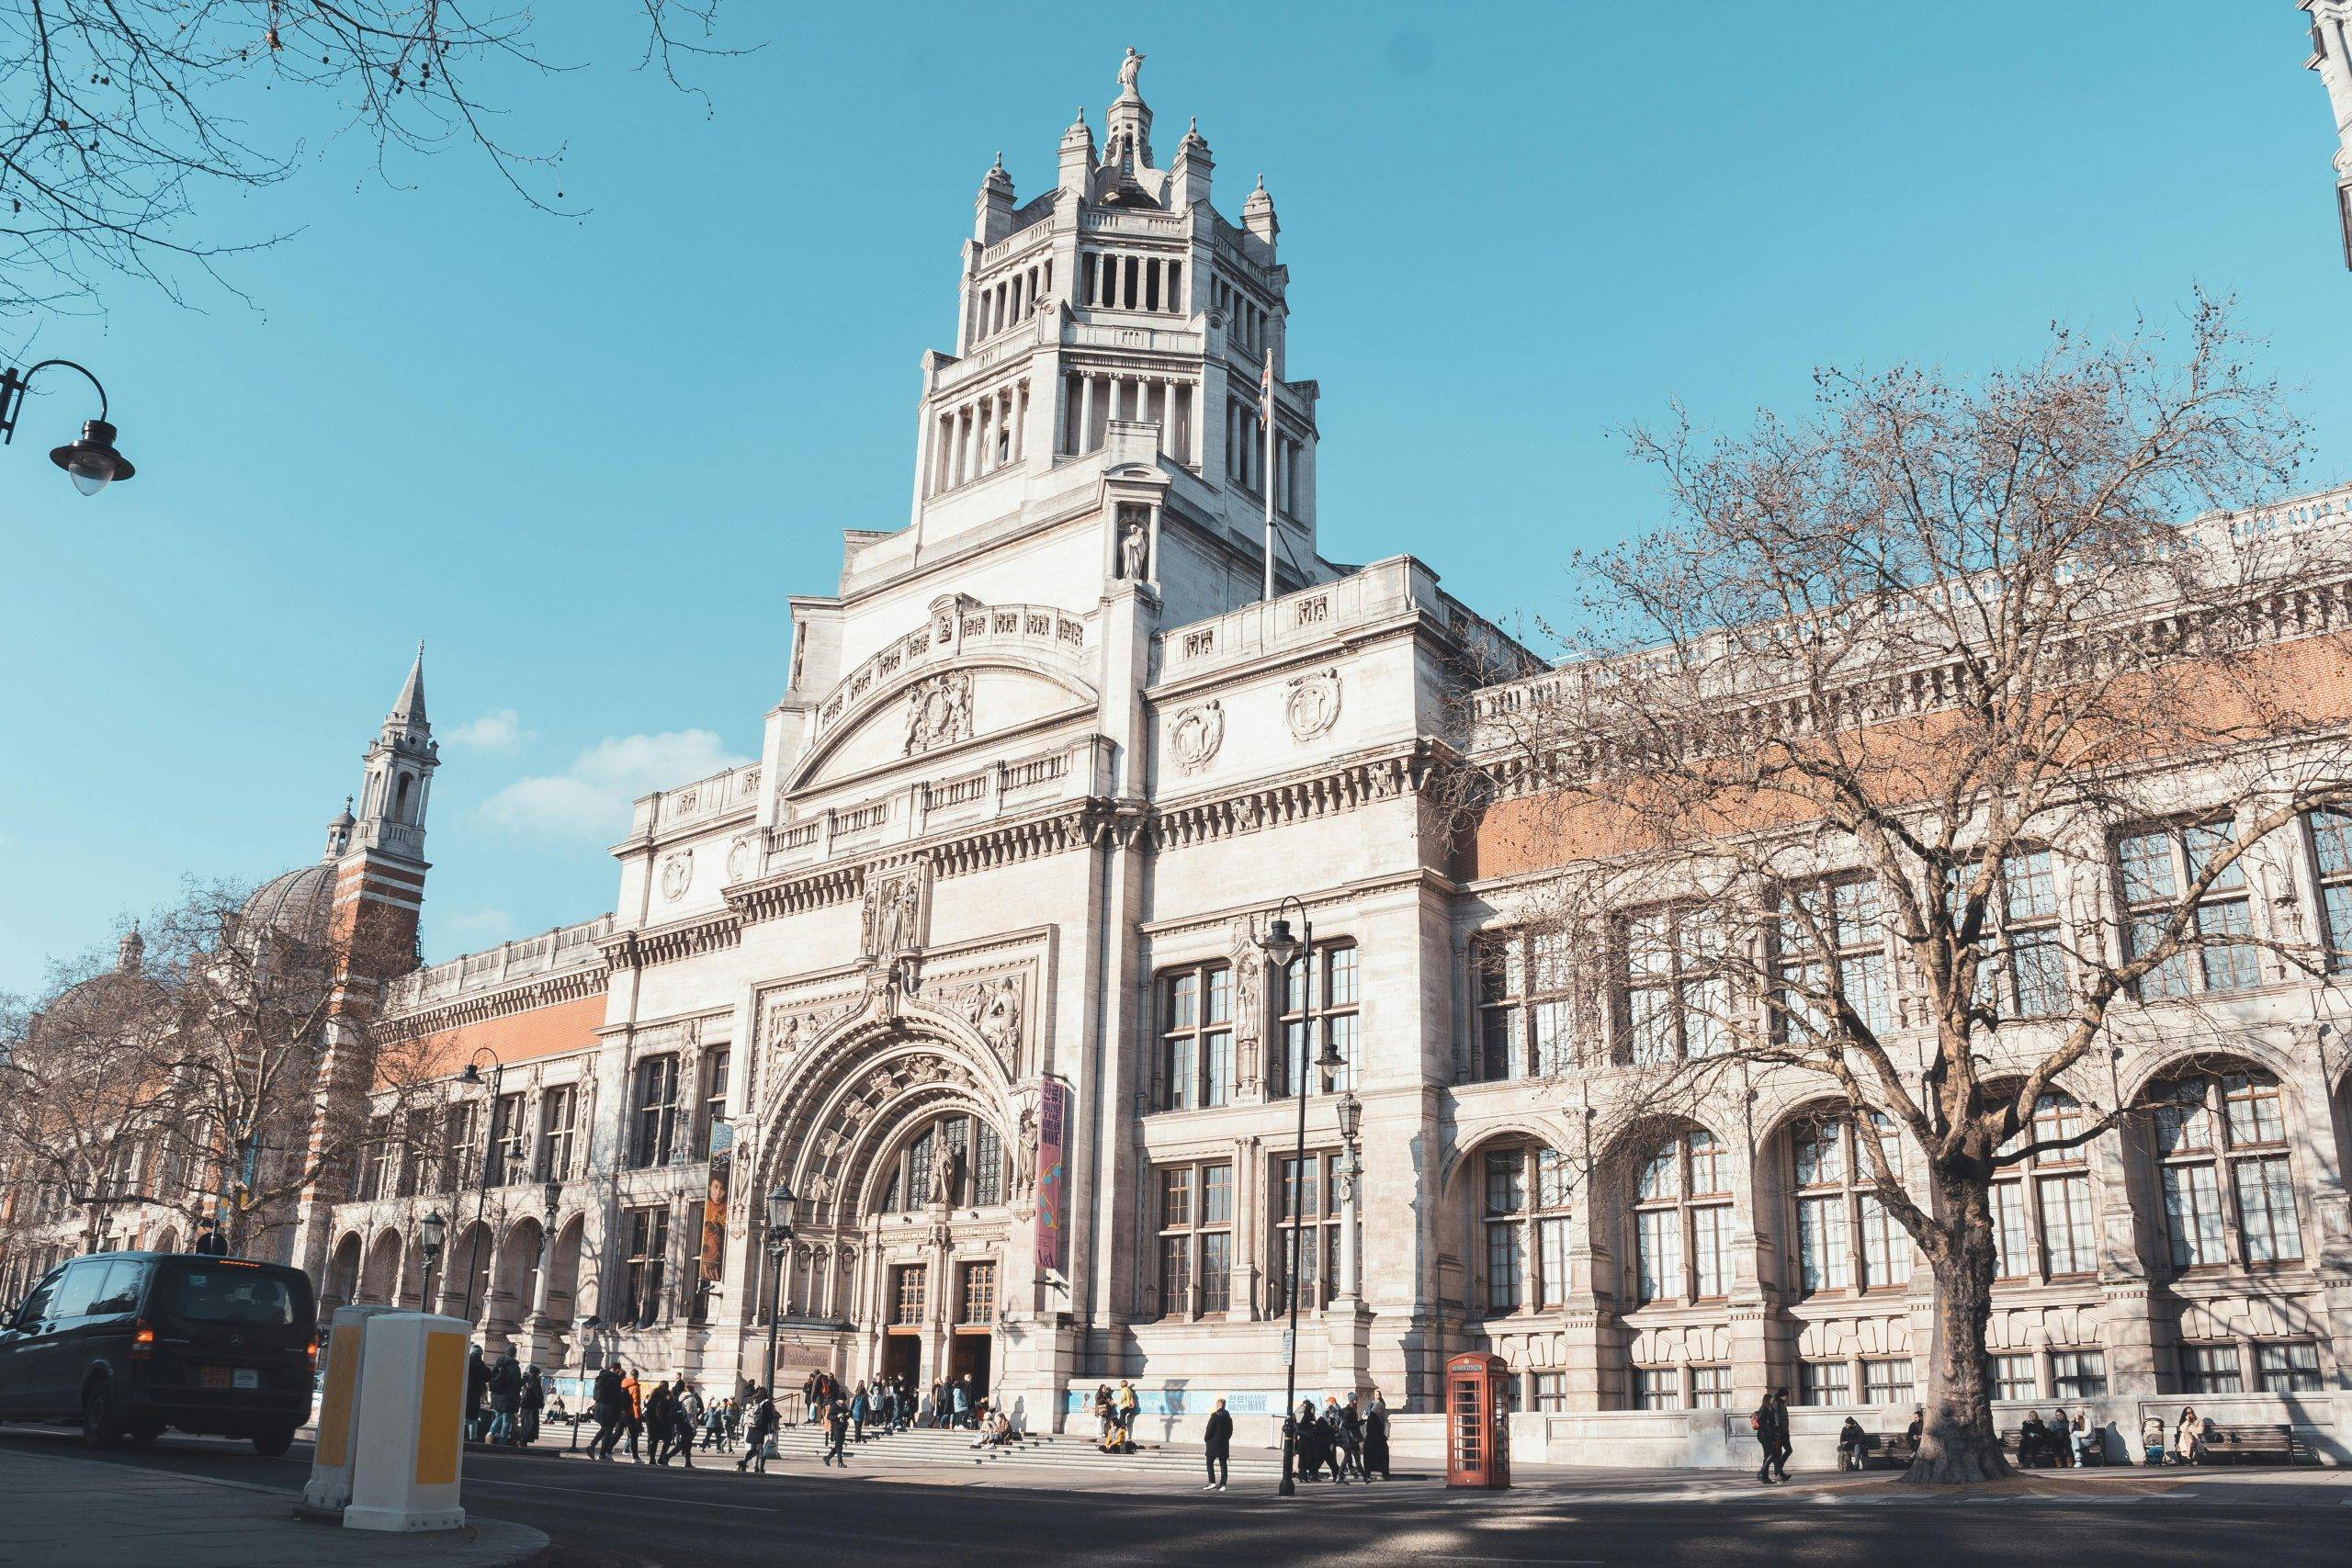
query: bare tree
1468 298 2352 1481
0 1 738 316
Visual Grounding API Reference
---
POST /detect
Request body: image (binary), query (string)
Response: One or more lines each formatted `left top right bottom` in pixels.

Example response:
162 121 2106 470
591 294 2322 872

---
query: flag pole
1261 356 1277 602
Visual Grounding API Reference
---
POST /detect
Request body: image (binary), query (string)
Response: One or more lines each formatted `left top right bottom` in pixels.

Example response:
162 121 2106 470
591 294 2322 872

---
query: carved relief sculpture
903 670 975 756
1170 699 1225 773
658 849 694 902
978 974 1023 1069
1283 667 1342 741
725 832 758 885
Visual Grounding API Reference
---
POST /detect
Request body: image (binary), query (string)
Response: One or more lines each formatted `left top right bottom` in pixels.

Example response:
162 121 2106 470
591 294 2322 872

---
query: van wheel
252 1424 296 1458
80 1382 123 1450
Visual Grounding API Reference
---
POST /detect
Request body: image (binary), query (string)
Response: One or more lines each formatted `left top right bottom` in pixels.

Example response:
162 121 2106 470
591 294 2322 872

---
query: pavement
6 1421 2350 1567
0 1436 548 1568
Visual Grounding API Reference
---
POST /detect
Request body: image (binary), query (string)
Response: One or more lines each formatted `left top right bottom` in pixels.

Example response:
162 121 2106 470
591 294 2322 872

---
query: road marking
466 1475 778 1514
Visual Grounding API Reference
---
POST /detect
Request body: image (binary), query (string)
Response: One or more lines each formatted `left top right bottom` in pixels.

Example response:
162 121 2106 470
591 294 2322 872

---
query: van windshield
158 1264 311 1328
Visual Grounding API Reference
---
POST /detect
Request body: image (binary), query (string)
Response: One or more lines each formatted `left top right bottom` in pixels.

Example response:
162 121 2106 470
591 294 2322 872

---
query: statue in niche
1118 518 1148 581
1014 1103 1039 1194
929 1144 962 1208
978 976 1023 1065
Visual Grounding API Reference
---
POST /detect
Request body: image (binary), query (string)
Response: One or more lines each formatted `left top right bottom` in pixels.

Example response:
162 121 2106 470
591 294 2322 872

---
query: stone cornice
381 963 608 1035
598 910 744 973
1148 741 1443 852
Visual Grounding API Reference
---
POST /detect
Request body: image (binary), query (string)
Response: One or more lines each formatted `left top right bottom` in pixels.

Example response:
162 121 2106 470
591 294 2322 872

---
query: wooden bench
1999 1426 2101 1467
1837 1430 1919 1470
2194 1424 2309 1466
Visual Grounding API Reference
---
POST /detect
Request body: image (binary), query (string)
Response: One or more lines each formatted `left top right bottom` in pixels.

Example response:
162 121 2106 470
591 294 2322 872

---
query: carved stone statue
1117 47 1145 94
929 1145 962 1207
1119 519 1148 581
1014 1104 1039 1194
978 975 1023 1064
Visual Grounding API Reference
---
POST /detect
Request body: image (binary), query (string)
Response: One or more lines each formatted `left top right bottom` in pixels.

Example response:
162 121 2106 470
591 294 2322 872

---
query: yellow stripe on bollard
413 1330 465 1485
316 1327 365 1468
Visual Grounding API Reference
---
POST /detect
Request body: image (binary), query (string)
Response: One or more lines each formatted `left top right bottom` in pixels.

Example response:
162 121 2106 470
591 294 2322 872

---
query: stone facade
15 53 2352 1469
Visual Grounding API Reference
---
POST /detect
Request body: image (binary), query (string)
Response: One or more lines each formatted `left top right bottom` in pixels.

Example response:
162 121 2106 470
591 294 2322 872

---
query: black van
0 1251 316 1453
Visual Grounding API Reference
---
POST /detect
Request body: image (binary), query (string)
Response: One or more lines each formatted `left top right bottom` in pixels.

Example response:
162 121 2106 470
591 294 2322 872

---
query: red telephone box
1445 1351 1511 1489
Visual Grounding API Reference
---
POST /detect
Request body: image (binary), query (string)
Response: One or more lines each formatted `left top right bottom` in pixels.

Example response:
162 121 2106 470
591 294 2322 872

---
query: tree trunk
1905 1177 2010 1483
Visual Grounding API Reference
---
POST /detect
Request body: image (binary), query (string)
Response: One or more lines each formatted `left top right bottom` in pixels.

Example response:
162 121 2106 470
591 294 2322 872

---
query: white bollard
342 1313 471 1533
301 1304 400 1514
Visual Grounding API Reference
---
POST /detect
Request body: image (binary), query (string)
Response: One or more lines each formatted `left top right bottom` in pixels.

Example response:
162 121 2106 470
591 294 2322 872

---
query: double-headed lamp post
763 1182 798 1397
418 1210 448 1314
0 359 134 493
1260 899 1347 1499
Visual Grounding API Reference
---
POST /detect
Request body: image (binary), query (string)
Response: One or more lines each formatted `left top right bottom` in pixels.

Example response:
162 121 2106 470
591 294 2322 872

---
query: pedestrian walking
1203 1397 1232 1491
465 1346 491 1443
1363 1390 1391 1480
953 1375 974 1430
823 1396 851 1466
851 1382 870 1443
589 1363 628 1461
644 1379 677 1463
1751 1387 1792 1483
518 1365 545 1447
737 1387 779 1475
487 1349 523 1445
621 1367 647 1463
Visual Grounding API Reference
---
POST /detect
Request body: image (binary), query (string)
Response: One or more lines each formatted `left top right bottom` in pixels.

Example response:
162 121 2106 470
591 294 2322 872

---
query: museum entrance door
882 1330 922 1393
946 1329 992 1409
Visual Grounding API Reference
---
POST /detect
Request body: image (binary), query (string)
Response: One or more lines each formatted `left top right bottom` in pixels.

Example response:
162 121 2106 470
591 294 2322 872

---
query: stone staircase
757 1420 1287 1480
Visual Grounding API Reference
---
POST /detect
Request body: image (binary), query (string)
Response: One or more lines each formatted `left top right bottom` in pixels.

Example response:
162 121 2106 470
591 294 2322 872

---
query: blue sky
3 3 2347 994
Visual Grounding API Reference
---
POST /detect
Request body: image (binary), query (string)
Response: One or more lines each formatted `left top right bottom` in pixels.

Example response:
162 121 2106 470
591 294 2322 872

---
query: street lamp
418 1210 448 1313
1260 898 1345 1498
458 1050 506 1325
0 360 134 494
763 1181 798 1398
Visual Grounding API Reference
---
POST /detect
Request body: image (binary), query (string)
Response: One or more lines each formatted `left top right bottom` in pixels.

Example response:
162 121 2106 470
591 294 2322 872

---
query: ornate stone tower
2308 1 2352 266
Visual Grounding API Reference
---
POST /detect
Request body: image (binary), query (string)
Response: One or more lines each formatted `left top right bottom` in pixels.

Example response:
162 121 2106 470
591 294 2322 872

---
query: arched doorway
362 1228 404 1305
546 1214 585 1326
327 1232 365 1308
495 1217 545 1337
752 1009 1023 1411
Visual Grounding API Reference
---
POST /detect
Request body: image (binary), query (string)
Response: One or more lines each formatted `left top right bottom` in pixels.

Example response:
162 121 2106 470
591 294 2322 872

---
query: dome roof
240 862 335 944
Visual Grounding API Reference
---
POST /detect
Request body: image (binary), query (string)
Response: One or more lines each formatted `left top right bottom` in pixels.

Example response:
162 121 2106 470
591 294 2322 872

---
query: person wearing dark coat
1753 1388 1792 1483
737 1387 779 1475
465 1347 492 1443
1363 1392 1391 1480
823 1396 852 1466
1292 1398 1329 1481
1203 1398 1234 1491
518 1365 545 1446
486 1350 523 1445
643 1381 677 1463
589 1364 628 1460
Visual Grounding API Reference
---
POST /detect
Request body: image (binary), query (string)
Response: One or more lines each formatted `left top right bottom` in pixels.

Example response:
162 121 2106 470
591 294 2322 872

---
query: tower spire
389 639 427 731
353 643 438 861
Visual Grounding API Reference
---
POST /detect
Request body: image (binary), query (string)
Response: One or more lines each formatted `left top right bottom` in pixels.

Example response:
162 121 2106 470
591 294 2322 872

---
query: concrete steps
761 1422 1286 1480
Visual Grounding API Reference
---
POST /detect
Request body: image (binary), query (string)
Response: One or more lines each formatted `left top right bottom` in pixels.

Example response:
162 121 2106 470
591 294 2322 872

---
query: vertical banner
701 1122 732 1290
1033 1078 1069 1275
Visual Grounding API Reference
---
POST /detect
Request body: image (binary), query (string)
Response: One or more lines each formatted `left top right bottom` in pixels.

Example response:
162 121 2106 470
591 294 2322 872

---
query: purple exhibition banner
1034 1077 1069 1274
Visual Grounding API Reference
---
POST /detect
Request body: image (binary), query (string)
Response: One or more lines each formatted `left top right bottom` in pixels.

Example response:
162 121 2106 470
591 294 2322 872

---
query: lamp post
1260 899 1345 1498
0 359 134 493
458 1050 506 1327
763 1181 798 1398
418 1210 448 1314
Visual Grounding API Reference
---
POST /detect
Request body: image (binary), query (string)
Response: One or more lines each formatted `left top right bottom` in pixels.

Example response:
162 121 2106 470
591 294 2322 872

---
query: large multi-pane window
621 1206 668 1326
1272 1151 1344 1313
1470 931 1572 1082
891 1264 926 1326
695 1048 730 1158
2256 1341 2322 1393
397 1108 431 1198
441 1100 481 1190
2120 821 2261 998
1621 907 1727 1064
2050 1348 2107 1399
957 1260 997 1325
1797 1360 1851 1406
1156 962 1233 1111
1791 1113 1910 1296
879 1112 1005 1211
1690 1364 1733 1409
2309 809 2352 971
1275 943 1360 1096
2178 1344 2242 1394
1155 1161 1234 1317
1633 1368 1679 1410
489 1092 527 1186
1989 1353 2038 1402
1998 850 2069 1016
1476 1145 1575 1314
359 1119 395 1201
1774 874 1894 1046
535 1085 578 1183
1990 1092 2099 1282
631 1054 683 1168
1632 1128 1734 1303
2152 1068 2301 1269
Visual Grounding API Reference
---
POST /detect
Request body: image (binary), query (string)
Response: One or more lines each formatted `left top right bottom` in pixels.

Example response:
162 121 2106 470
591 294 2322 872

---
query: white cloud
476 729 751 842
445 707 532 752
440 908 515 945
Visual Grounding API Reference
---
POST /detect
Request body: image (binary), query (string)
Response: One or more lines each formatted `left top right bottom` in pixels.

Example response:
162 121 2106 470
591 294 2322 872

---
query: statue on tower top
1117 47 1145 96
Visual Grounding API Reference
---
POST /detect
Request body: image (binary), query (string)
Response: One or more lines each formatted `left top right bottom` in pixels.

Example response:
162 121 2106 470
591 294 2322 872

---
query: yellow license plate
199 1365 230 1389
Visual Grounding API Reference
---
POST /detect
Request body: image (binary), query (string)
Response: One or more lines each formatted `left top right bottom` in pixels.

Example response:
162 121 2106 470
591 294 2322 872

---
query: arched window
1476 1142 1573 1315
1990 1090 2098 1282
879 1111 1004 1212
1789 1112 1910 1296
1632 1128 1734 1304
2148 1067 2301 1270
393 773 413 823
